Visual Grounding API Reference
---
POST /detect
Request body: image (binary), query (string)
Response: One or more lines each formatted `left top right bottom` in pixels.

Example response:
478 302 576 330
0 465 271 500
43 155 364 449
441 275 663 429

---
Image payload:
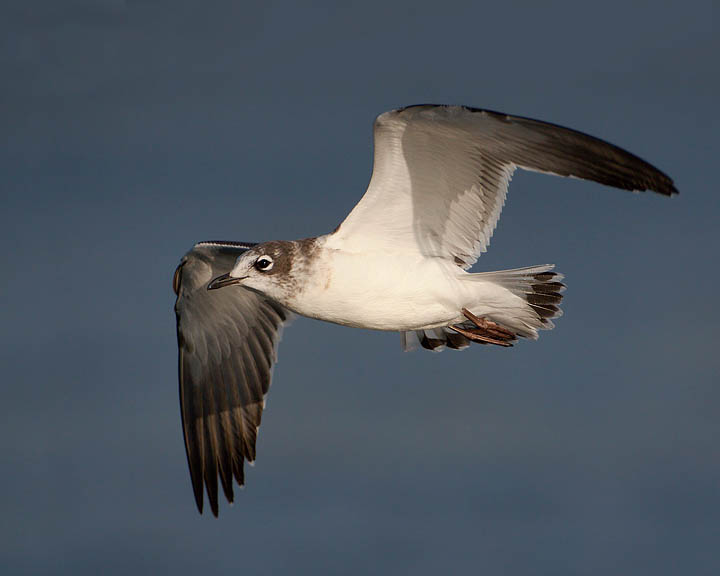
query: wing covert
330 105 676 268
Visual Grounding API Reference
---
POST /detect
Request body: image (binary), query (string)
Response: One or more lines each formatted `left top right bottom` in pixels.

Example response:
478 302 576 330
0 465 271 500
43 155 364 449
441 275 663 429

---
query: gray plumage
173 105 678 516
174 241 289 516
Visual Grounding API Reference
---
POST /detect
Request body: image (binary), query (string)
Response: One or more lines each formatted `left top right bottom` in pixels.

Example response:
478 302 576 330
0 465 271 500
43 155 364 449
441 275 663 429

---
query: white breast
287 246 472 331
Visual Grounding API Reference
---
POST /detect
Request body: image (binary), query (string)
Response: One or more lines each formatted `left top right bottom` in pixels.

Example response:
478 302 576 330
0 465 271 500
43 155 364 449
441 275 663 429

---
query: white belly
286 248 473 331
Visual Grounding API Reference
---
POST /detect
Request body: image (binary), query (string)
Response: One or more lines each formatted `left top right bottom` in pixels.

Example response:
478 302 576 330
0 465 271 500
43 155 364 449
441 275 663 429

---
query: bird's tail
402 264 566 352
466 264 566 339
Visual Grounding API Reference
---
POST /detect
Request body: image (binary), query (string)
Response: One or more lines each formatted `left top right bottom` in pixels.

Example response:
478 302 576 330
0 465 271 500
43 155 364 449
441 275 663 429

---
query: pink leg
448 308 517 347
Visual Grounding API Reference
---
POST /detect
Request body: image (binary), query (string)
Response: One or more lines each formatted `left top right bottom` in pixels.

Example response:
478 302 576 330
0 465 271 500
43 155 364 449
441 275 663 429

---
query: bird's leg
461 308 516 339
448 308 517 347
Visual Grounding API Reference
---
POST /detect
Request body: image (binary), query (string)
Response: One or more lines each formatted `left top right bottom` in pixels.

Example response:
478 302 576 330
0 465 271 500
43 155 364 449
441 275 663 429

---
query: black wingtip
664 181 680 197
643 173 678 197
192 483 204 515
219 468 235 509
392 104 680 199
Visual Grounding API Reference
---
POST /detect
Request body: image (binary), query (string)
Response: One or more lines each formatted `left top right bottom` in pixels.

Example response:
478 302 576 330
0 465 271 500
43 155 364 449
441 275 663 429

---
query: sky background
1 1 718 574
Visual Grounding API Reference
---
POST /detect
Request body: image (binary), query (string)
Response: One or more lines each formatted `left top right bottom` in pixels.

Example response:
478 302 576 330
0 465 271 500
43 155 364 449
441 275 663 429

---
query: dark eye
255 256 274 271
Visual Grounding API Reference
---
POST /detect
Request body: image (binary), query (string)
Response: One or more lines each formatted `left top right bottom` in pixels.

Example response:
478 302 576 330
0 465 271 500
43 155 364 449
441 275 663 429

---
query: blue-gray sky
1 1 718 574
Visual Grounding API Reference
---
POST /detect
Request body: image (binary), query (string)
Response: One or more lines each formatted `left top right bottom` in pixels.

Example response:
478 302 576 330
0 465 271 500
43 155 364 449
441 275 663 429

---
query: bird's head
207 241 296 302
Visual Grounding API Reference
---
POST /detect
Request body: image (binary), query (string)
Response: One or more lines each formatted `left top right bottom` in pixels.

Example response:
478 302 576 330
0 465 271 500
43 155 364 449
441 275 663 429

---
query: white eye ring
255 256 274 271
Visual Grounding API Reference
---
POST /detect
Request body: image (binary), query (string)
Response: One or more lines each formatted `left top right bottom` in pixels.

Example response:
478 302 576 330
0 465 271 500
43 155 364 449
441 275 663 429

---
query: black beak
207 273 246 290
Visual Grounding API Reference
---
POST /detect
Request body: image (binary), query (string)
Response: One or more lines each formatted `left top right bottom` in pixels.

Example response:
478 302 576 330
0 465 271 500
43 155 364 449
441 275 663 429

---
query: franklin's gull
173 104 677 515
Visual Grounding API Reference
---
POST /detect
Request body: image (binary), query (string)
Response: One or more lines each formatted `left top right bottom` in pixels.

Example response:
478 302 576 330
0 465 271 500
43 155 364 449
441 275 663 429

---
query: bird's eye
255 256 274 271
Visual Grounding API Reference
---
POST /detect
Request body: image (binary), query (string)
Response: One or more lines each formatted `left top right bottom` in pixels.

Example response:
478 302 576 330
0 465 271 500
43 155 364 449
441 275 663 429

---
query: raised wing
174 241 289 516
330 105 677 268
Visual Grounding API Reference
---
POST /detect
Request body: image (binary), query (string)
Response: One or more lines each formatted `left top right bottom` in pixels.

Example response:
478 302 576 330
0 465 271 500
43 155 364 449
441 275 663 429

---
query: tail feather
471 264 566 337
402 264 566 352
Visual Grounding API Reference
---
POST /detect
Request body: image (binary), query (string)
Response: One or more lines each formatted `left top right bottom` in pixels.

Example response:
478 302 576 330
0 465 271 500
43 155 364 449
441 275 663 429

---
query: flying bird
173 105 677 515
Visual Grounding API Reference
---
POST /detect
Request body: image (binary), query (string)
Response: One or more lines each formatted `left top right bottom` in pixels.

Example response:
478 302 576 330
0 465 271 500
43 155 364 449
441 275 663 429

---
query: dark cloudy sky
2 1 718 574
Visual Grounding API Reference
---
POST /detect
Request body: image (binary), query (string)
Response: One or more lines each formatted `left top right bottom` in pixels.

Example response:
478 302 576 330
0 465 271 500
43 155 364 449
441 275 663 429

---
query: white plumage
282 237 554 336
174 104 677 515
328 107 514 266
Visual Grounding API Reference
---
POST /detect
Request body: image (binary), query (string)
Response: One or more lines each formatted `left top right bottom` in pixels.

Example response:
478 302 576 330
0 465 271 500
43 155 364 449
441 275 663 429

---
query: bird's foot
448 308 517 347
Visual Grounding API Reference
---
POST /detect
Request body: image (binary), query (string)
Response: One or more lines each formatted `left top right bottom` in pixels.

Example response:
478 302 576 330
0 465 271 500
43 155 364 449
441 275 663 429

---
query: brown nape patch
253 241 295 278
251 238 317 276
296 237 318 259
249 237 320 297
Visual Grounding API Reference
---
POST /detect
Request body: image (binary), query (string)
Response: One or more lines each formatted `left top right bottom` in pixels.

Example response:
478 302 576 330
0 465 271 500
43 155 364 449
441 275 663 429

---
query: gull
173 105 677 515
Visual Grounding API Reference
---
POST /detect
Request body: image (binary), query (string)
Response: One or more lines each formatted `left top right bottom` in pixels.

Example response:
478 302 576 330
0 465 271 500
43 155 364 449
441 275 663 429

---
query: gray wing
174 241 289 516
331 105 677 269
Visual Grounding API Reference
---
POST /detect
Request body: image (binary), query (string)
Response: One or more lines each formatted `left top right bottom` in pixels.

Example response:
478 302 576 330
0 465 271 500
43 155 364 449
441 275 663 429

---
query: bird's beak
207 273 247 290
